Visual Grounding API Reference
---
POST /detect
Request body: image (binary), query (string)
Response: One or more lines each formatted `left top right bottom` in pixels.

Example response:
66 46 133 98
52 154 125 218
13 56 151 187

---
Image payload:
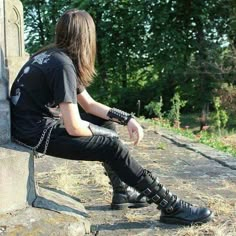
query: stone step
0 143 36 214
0 143 91 235
0 206 91 235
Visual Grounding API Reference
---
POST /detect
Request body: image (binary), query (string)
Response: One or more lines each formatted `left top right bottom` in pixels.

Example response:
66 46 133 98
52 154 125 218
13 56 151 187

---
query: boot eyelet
166 206 173 213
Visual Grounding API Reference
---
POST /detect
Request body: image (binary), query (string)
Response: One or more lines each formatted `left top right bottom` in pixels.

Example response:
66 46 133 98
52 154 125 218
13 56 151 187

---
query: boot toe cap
160 206 214 225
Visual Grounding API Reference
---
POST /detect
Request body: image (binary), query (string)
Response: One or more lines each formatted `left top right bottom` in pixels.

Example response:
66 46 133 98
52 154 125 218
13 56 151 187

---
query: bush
144 97 164 118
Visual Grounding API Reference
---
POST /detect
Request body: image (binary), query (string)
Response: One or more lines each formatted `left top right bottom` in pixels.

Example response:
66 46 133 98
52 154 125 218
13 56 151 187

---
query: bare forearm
77 90 134 124
65 120 92 137
59 102 93 137
85 101 110 120
77 90 111 120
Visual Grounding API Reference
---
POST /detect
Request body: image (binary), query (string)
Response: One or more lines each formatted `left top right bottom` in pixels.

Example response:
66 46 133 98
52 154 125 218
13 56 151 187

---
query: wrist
107 108 135 125
127 115 135 125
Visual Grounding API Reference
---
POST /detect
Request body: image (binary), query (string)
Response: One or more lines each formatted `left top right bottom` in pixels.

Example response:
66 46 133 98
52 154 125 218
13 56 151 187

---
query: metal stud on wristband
107 108 134 125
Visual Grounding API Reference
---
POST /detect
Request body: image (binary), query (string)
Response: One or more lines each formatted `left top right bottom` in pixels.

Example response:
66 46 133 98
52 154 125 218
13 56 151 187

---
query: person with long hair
10 9 213 225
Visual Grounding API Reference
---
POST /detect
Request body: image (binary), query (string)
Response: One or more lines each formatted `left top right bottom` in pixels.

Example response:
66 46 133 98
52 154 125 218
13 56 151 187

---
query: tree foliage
21 0 72 53
22 0 236 117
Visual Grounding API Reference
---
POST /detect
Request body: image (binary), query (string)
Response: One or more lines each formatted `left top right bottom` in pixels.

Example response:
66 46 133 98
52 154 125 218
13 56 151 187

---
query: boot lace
178 199 193 208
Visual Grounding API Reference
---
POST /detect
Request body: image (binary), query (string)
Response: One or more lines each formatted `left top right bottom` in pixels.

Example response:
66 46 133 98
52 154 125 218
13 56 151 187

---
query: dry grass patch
220 134 236 148
40 160 111 197
204 195 236 217
78 161 110 188
124 212 148 222
217 179 236 191
175 221 236 236
124 212 159 222
53 161 79 194
55 161 109 186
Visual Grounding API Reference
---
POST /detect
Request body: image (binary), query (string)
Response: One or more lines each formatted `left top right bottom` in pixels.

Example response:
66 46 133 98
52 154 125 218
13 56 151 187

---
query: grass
139 113 236 157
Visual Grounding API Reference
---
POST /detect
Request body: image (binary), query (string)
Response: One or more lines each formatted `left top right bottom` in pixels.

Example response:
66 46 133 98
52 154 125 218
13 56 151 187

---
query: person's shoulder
49 48 73 66
30 48 72 67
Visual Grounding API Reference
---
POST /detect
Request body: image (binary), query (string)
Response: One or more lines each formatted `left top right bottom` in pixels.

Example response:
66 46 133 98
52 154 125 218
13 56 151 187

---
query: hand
127 118 144 145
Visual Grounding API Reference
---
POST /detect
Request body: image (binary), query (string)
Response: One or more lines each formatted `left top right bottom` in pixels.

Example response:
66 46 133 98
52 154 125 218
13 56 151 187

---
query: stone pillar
4 0 28 87
0 0 10 144
0 0 28 144
0 0 36 214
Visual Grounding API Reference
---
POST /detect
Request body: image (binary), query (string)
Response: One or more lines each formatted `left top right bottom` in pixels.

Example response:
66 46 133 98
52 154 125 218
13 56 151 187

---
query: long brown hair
55 9 96 87
33 9 96 87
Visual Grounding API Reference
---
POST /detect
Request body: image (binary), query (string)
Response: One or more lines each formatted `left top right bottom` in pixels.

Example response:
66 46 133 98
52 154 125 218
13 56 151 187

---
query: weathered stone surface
0 0 29 145
0 48 8 101
4 0 29 88
34 186 89 219
157 129 236 170
0 101 10 144
0 143 36 214
4 0 25 57
0 144 91 235
0 207 90 236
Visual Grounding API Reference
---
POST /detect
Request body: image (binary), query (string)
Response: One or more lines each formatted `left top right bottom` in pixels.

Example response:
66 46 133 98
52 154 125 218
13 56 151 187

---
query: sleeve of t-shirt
50 64 84 105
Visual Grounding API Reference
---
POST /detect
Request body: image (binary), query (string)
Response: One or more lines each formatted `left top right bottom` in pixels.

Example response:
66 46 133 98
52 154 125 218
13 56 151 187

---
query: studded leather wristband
107 108 135 125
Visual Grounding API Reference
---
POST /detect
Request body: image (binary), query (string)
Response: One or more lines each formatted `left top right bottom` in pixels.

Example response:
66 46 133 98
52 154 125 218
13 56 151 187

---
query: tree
22 0 73 54
21 0 235 117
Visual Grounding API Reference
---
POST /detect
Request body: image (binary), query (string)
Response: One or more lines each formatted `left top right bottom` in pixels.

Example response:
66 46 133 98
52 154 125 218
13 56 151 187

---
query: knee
105 138 129 162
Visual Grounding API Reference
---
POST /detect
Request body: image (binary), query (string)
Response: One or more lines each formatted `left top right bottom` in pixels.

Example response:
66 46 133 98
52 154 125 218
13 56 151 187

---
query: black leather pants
44 113 144 187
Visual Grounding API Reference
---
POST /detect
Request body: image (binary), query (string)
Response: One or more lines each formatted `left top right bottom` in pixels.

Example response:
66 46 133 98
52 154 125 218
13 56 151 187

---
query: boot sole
160 212 214 226
111 202 149 210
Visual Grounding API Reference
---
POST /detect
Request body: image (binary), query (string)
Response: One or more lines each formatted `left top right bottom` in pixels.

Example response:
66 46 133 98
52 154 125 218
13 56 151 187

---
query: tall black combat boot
135 170 214 225
103 163 148 210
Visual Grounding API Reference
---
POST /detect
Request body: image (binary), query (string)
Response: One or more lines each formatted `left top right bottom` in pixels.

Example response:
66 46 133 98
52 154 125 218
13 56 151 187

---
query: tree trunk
200 103 209 131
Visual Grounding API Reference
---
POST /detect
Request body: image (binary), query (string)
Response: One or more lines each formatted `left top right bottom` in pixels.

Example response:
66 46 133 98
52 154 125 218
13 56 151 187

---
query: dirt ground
35 122 236 236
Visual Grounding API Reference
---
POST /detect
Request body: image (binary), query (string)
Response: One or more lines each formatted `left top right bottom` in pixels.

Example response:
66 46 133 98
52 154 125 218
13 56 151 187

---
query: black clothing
10 49 145 187
10 48 84 144
39 115 144 187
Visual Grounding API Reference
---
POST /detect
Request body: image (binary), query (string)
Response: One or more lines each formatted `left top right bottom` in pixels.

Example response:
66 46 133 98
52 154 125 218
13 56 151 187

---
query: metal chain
13 121 57 158
42 123 55 155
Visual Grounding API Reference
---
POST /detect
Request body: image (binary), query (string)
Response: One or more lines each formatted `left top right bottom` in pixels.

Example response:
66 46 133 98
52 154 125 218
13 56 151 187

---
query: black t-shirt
10 48 85 145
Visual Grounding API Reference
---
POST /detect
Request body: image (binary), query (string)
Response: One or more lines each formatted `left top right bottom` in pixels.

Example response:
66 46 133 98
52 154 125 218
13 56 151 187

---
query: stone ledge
0 206 91 235
156 128 236 170
0 143 36 213
0 143 91 235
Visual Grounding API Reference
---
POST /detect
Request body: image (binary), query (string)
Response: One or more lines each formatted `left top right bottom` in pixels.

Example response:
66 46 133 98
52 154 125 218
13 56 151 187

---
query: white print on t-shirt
11 88 21 105
17 66 30 83
32 52 50 65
